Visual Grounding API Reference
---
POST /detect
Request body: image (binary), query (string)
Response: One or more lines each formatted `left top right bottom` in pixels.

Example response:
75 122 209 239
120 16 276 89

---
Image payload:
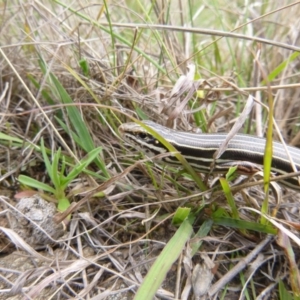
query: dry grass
1 0 300 299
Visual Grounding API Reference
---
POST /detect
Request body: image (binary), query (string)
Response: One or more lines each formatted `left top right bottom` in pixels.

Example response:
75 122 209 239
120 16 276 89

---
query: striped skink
119 120 300 191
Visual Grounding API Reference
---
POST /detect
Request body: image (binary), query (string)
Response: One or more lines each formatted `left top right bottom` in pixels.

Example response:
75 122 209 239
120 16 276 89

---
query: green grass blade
49 73 94 151
261 51 300 85
55 108 109 178
172 207 191 225
40 139 53 183
18 175 56 194
78 58 90 77
261 92 274 224
191 219 213 256
219 178 239 219
0 133 23 144
51 148 61 189
279 279 294 300
37 59 106 177
277 231 300 297
27 73 56 106
66 147 103 183
37 57 98 153
212 216 277 234
57 197 71 213
135 219 193 299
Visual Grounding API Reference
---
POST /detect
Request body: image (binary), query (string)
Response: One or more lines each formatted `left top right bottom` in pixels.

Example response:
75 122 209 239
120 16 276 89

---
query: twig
208 235 273 296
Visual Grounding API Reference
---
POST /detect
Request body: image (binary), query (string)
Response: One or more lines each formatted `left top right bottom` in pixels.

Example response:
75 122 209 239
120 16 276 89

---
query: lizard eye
138 132 148 139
